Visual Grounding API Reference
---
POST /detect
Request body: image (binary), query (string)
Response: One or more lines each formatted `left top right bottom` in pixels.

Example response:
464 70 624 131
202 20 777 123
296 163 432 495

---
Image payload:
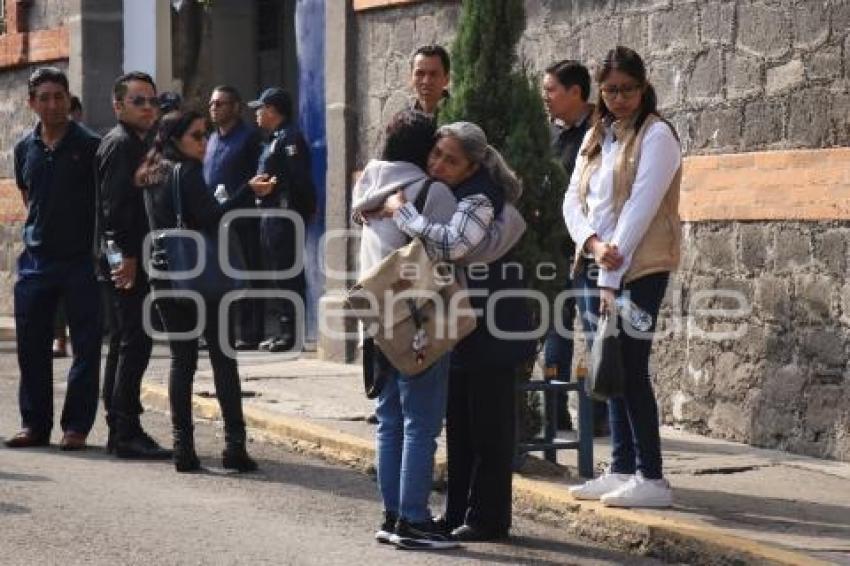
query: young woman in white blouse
563 46 682 508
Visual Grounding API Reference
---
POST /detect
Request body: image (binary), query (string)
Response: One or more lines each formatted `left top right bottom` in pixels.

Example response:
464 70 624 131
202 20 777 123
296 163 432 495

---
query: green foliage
444 1 571 443
443 0 569 322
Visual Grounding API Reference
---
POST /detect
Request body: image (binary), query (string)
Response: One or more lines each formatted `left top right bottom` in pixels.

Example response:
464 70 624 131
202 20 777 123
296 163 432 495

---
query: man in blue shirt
5 67 102 451
204 86 264 349
248 87 316 352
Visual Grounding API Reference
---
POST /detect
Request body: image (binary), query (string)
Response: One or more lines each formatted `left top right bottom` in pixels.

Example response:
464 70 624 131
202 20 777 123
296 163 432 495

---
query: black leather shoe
5 428 50 448
222 443 258 472
115 431 173 460
234 340 259 351
450 524 509 542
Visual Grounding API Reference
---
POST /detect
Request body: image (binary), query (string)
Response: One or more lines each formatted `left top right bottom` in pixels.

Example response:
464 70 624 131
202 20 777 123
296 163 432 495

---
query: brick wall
354 0 850 460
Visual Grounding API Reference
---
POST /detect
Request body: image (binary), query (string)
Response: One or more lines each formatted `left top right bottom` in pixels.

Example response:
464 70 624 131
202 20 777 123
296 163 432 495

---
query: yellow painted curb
141 383 825 566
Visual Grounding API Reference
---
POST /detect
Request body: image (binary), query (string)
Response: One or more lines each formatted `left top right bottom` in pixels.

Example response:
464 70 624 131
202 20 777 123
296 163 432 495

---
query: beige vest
573 114 682 285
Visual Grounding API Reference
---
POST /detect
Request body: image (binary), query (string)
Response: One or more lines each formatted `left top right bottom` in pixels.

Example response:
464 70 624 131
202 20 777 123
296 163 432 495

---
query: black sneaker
390 518 459 550
375 511 397 544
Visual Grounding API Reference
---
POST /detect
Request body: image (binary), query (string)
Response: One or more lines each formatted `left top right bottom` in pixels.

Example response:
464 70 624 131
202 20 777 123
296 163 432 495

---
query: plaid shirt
394 194 494 261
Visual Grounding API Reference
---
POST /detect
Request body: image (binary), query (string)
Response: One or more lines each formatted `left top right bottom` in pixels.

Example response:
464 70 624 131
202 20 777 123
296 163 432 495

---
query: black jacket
143 159 253 234
95 122 151 261
256 123 316 220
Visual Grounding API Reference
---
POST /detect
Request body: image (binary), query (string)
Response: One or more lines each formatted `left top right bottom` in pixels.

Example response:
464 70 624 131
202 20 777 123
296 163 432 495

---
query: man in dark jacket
5 67 102 451
95 71 170 459
204 85 264 350
541 60 607 434
248 87 316 352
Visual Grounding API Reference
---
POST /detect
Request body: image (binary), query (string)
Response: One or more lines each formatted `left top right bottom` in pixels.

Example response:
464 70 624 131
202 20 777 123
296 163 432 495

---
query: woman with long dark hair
135 110 270 472
563 46 682 507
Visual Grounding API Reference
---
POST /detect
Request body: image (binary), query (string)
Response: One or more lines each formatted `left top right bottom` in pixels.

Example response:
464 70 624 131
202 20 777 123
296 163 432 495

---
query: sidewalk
136 351 850 565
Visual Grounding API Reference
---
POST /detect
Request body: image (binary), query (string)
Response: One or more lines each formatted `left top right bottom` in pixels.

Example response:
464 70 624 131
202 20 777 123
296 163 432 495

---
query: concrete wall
353 0 850 460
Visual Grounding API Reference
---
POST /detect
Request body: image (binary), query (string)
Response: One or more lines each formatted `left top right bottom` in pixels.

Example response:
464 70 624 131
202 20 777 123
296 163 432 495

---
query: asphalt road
0 343 660 565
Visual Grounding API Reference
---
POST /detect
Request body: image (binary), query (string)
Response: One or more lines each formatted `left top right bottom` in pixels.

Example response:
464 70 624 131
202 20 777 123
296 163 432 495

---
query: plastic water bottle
105 239 123 270
214 183 228 203
616 296 653 332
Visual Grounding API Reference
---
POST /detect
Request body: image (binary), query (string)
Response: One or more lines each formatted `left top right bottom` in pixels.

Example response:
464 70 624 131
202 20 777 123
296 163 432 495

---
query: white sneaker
568 472 634 500
600 475 673 508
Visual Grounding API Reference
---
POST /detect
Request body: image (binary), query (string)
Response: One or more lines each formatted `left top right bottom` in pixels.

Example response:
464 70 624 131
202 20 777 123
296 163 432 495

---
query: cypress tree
442 1 570 443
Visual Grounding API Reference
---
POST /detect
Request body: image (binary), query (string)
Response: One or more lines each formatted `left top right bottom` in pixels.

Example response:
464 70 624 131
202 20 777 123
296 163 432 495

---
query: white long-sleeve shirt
562 121 681 288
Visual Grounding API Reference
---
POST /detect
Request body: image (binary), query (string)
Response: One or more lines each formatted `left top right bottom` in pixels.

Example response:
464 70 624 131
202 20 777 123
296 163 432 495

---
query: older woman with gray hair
383 121 535 542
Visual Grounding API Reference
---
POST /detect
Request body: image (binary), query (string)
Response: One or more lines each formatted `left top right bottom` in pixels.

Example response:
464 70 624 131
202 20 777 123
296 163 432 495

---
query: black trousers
14 252 102 435
102 277 152 433
155 297 246 438
444 365 516 534
259 215 306 338
232 219 264 344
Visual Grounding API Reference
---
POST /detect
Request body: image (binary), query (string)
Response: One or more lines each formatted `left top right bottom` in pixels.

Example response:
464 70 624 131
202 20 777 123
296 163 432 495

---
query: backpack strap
412 178 434 213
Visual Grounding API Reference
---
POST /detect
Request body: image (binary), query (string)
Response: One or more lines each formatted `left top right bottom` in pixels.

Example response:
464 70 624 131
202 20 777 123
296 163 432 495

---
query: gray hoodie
352 159 527 277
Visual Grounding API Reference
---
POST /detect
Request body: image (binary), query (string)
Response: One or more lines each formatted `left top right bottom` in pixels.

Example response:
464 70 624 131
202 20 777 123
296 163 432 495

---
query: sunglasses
125 95 160 108
188 130 208 142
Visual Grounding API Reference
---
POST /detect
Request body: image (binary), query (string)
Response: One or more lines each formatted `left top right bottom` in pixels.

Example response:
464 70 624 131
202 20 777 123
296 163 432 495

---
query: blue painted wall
295 0 325 342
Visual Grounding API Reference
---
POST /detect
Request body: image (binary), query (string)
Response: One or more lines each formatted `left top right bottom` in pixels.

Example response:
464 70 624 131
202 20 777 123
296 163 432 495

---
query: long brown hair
135 110 204 187
583 46 659 160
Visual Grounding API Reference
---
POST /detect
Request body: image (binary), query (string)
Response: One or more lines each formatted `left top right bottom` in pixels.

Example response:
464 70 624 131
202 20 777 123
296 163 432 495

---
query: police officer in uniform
248 87 316 352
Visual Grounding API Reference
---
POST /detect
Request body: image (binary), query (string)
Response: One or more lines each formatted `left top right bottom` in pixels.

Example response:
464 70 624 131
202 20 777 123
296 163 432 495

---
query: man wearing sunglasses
95 71 171 460
204 85 264 350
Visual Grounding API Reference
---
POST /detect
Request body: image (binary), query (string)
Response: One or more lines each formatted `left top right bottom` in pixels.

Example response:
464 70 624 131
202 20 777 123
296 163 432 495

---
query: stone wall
354 0 850 460
657 221 850 461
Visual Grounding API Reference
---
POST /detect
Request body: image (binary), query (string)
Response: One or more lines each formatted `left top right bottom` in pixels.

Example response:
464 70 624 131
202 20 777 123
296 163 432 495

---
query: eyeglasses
600 84 642 100
125 95 160 108
188 131 208 142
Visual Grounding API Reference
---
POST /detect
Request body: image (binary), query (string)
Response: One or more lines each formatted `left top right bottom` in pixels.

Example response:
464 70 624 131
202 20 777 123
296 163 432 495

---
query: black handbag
145 163 246 302
587 312 625 401
362 337 394 399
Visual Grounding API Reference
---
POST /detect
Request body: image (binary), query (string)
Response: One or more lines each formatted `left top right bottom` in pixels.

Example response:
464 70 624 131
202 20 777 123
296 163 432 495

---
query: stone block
726 53 763 99
687 48 723 103
766 59 805 95
383 52 409 92
413 14 438 46
738 222 772 273
648 4 700 53
830 91 850 145
691 105 742 150
792 1 829 49
764 323 795 364
581 20 619 63
804 384 845 435
788 88 831 147
813 229 847 277
737 2 791 59
774 226 811 271
619 14 648 54
805 45 842 81
801 329 845 366
794 274 835 323
553 33 582 62
708 399 753 442
434 6 461 45
841 283 850 326
573 0 616 23
649 56 686 110
700 1 735 45
743 98 785 149
834 0 850 33
756 277 792 325
388 17 416 56
369 21 391 62
693 225 736 272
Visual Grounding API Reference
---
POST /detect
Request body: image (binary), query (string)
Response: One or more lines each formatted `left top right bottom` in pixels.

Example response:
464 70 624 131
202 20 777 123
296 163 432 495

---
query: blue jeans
375 353 450 523
575 261 669 479
543 271 575 381
14 251 102 435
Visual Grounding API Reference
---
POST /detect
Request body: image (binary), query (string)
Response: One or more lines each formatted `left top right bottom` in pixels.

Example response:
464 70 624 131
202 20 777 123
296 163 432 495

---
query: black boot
222 431 257 472
173 429 201 473
105 415 116 454
114 416 173 460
